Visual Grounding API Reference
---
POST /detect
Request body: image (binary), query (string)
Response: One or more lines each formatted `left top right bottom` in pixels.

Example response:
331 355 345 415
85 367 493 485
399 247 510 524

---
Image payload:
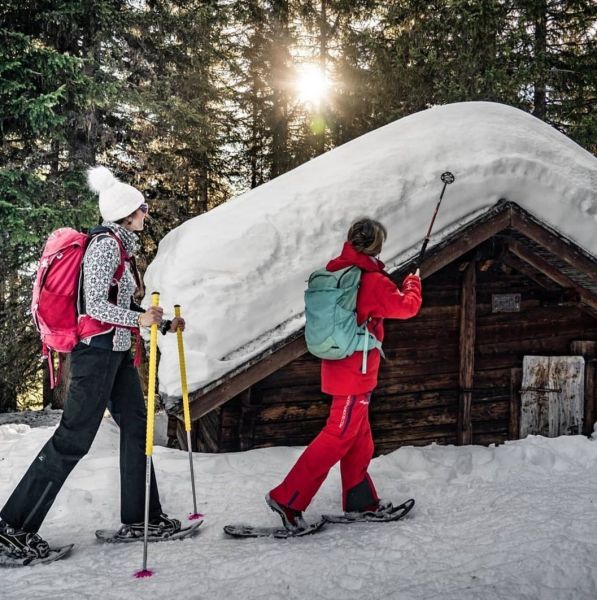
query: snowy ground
2 416 597 600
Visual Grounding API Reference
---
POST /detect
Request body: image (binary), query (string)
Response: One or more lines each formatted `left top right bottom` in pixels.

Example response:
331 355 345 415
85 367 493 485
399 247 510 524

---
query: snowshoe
0 521 71 567
323 498 415 524
223 519 326 539
96 514 202 543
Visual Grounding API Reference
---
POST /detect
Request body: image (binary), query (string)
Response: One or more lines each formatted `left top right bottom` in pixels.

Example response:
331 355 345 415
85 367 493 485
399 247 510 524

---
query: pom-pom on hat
87 166 145 223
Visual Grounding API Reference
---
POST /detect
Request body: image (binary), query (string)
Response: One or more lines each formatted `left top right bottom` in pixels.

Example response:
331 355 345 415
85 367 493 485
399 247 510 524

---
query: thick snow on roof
144 101 597 398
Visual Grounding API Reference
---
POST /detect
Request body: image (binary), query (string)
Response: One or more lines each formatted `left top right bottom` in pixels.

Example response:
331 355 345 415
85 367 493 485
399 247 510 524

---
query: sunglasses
139 203 149 214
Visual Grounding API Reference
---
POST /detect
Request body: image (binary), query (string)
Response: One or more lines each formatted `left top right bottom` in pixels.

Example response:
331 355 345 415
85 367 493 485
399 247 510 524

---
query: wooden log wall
195 240 597 454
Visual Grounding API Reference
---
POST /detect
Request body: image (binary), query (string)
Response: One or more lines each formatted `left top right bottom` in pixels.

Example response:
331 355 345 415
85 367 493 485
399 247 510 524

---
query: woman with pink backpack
0 167 183 563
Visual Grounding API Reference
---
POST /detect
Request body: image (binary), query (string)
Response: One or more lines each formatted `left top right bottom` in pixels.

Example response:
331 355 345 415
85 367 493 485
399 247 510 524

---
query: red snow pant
269 393 379 512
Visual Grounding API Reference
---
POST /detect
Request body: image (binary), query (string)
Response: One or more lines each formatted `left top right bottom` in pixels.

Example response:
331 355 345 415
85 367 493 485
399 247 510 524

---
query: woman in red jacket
267 218 422 531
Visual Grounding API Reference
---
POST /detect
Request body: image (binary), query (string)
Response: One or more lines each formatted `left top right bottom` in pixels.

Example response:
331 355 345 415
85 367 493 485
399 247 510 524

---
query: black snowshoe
323 498 415 524
0 520 67 567
104 513 182 541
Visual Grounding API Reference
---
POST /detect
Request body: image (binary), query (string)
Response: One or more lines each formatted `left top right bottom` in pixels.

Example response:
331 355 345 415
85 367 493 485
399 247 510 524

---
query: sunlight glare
296 64 328 105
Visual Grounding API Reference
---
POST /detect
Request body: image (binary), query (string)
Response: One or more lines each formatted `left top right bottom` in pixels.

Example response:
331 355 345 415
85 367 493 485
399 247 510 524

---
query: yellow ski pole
135 291 160 579
175 305 201 520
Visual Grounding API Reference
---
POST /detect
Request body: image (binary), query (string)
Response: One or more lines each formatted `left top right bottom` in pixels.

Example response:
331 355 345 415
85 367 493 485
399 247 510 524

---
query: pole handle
145 291 160 457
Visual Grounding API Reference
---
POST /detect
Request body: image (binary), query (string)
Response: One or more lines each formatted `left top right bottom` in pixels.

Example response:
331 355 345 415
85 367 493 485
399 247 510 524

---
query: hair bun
87 166 118 194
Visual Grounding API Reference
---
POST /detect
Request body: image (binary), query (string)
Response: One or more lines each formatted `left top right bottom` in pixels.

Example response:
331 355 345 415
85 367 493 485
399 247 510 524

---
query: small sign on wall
492 293 521 313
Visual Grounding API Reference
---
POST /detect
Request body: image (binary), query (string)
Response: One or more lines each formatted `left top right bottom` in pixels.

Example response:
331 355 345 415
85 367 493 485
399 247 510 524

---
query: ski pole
412 171 455 272
174 304 202 520
135 291 160 579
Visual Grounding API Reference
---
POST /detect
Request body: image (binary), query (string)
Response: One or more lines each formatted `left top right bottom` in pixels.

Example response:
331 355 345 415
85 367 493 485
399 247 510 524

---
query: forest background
0 0 595 412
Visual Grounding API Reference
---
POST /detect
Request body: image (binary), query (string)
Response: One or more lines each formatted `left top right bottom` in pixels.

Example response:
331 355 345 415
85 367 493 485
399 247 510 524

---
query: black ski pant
0 343 162 533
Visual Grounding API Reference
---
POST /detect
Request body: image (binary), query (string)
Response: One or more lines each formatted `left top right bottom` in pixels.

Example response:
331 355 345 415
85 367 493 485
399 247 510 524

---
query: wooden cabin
168 201 597 454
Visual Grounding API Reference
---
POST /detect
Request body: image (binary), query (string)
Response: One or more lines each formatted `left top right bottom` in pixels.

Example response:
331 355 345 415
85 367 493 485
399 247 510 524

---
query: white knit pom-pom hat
87 166 145 222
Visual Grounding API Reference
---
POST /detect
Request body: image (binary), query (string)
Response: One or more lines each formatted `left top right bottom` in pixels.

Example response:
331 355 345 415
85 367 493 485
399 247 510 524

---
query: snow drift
2 417 597 599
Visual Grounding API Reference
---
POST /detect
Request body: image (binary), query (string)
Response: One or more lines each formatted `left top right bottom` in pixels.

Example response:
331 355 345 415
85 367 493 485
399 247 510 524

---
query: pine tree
0 1 124 410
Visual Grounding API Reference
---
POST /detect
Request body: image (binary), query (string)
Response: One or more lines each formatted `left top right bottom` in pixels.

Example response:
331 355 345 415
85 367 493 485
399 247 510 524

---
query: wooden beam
570 341 597 436
188 336 308 421
420 208 511 279
509 368 523 440
176 418 188 451
238 387 258 451
458 261 476 445
501 252 558 290
511 210 597 284
508 239 597 313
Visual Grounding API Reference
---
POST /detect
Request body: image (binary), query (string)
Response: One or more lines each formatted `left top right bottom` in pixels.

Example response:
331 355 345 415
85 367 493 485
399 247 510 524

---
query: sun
296 63 328 106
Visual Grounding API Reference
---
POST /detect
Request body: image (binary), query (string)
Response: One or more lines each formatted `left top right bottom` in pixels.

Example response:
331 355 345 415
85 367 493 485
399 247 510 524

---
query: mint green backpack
304 266 382 373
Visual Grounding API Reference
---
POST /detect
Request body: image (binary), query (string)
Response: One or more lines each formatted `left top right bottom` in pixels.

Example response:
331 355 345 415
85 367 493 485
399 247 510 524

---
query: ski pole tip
188 513 204 521
134 569 154 579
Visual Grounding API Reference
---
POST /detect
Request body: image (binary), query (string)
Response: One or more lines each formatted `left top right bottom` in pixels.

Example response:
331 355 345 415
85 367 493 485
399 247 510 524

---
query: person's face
124 203 149 231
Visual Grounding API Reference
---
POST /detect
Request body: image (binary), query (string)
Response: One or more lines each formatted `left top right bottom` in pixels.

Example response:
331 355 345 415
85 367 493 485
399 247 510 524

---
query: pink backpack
31 227 127 386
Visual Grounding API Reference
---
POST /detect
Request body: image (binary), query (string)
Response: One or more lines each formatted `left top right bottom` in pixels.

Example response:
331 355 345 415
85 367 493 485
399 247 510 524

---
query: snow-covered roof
144 101 597 398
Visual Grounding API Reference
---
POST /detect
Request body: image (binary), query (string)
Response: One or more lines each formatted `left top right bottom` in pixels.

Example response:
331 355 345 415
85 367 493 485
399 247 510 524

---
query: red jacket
321 242 422 396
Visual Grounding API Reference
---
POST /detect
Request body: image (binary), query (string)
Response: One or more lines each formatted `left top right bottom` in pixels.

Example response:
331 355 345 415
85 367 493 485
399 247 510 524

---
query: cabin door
520 356 585 438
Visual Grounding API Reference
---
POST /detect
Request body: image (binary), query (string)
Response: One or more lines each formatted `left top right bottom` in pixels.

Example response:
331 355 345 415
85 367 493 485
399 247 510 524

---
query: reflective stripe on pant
0 343 162 532
269 392 379 512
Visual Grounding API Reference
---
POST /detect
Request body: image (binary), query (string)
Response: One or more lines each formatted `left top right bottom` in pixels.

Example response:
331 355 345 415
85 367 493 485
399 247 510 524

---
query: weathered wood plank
476 333 597 357
476 321 596 347
509 368 522 440
377 372 460 394
500 252 560 290
370 406 458 431
520 356 585 438
510 211 597 284
238 388 258 451
188 335 308 421
507 241 597 312
458 261 476 445
476 304 586 327
372 392 458 412
257 402 330 423
471 400 509 421
195 408 222 452
190 337 307 420
571 341 597 436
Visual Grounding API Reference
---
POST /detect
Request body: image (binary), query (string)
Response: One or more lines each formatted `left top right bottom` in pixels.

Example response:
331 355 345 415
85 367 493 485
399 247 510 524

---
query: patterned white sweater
81 223 141 351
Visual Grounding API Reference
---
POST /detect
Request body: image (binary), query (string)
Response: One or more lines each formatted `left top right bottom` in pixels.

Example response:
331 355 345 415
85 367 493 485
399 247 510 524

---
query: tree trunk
532 0 548 120
0 383 17 413
270 0 291 178
315 0 328 154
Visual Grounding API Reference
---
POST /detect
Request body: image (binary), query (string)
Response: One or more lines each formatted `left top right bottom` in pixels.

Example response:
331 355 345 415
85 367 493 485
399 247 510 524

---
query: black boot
0 520 50 563
114 513 181 540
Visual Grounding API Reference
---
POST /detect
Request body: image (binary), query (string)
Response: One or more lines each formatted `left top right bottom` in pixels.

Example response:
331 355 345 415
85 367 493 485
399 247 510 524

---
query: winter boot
265 494 307 532
114 513 182 540
0 520 50 562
